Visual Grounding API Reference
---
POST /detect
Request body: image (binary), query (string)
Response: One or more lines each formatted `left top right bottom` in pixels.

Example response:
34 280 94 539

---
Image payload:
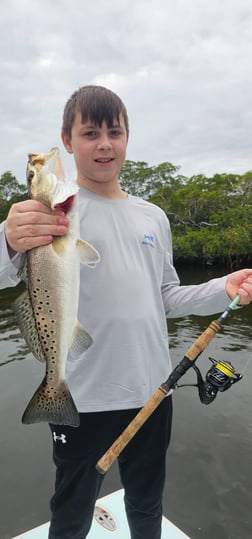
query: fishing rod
96 294 242 474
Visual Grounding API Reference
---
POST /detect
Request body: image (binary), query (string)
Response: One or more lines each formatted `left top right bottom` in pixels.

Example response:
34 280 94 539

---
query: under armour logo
53 432 67 444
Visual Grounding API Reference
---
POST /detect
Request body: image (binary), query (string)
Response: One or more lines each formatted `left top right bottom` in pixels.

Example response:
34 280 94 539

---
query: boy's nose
97 137 112 150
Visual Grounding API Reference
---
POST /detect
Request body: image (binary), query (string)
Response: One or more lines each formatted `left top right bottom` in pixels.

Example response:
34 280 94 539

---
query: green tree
150 168 252 268
119 160 185 199
0 171 27 221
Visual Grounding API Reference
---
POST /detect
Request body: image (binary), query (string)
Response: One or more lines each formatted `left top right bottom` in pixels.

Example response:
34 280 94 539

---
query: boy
1 85 252 539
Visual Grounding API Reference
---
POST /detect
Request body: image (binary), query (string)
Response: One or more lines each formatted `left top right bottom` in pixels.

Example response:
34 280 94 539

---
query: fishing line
240 355 252 376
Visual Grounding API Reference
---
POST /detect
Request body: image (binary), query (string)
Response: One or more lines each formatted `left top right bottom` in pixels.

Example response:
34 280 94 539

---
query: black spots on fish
32 287 54 311
32 284 52 304
36 320 56 358
22 378 80 427
46 368 56 383
30 286 58 359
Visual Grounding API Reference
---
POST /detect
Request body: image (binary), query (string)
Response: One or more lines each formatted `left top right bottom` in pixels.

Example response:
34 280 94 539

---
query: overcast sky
1 0 252 183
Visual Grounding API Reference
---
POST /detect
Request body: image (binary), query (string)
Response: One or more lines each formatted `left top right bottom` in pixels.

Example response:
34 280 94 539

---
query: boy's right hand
4 200 69 258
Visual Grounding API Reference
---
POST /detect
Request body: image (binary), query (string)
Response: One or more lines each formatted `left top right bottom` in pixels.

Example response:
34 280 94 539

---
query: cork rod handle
96 384 168 474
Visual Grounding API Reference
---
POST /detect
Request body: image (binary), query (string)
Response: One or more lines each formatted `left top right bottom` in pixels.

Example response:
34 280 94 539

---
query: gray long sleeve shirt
0 188 229 411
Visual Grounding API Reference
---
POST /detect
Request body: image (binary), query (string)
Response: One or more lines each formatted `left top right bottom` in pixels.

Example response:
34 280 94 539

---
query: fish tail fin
22 377 80 427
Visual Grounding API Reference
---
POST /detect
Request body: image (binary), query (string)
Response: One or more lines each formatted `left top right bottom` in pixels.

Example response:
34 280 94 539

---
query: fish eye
27 170 34 184
26 168 35 196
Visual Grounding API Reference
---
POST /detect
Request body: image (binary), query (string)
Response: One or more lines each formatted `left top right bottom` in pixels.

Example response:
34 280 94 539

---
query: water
0 268 252 539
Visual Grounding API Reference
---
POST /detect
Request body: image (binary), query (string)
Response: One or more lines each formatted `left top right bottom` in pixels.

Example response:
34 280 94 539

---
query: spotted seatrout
12 148 100 427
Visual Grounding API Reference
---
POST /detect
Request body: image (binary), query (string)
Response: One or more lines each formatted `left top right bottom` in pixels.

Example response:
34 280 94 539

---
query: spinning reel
177 357 242 405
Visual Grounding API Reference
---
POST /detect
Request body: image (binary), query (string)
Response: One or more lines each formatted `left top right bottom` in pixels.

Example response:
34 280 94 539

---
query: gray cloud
1 0 252 182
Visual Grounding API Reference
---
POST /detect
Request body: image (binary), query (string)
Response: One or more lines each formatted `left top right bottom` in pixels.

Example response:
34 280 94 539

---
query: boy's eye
81 127 124 138
84 130 97 137
110 129 122 136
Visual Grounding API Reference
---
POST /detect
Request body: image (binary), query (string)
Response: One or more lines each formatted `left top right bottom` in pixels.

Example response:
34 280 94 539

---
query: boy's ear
61 130 73 154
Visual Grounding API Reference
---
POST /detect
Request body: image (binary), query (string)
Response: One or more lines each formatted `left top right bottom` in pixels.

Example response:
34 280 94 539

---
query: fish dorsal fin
76 239 101 267
69 322 93 360
11 289 45 362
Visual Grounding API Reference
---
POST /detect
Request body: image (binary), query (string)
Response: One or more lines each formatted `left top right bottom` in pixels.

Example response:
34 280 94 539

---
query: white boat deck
12 489 190 538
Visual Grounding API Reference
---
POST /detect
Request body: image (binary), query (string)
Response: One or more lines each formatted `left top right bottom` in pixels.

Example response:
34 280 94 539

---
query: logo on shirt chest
141 234 155 248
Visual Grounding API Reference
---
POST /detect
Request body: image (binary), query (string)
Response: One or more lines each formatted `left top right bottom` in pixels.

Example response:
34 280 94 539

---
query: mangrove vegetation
1 161 252 269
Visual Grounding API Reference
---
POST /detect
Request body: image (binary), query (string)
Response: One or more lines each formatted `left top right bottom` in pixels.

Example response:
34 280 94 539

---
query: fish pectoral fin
69 322 94 359
76 239 101 267
11 290 45 362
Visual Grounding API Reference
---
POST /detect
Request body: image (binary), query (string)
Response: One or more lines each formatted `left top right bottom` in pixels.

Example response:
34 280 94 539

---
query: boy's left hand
226 269 252 305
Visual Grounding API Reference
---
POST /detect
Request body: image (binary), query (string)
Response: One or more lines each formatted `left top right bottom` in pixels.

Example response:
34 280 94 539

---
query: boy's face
61 112 128 188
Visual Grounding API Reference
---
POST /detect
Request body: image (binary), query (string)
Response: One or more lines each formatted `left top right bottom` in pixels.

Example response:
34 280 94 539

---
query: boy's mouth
95 158 114 163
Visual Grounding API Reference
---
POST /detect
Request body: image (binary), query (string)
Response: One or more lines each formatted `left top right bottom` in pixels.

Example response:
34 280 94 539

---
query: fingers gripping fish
12 148 100 427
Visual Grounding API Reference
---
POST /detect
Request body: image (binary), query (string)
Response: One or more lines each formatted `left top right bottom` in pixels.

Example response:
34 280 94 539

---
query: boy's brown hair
62 85 129 138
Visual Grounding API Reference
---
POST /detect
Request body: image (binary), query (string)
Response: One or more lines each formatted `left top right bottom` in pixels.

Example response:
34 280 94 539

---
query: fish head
27 147 62 207
27 147 78 211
